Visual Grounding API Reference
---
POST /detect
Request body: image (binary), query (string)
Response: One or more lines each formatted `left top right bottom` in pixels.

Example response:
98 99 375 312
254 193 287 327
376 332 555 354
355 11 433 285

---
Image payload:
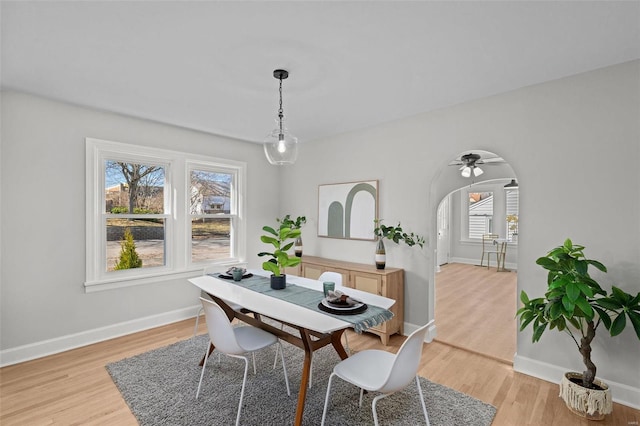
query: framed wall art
318 180 378 241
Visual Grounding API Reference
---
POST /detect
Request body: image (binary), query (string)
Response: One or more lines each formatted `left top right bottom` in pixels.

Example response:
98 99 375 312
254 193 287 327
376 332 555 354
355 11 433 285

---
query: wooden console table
297 255 404 345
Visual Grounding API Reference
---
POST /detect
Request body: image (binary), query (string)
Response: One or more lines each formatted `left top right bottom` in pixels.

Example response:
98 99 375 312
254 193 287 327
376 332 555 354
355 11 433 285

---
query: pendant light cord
278 77 284 135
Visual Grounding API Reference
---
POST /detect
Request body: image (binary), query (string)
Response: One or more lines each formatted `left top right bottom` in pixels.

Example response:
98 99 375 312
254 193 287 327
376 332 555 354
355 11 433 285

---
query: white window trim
85 138 246 292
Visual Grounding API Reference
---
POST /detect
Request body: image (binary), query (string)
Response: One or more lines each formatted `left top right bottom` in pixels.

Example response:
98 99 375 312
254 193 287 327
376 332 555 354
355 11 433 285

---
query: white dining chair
273 270 348 390
196 298 290 426
321 322 431 426
194 264 246 336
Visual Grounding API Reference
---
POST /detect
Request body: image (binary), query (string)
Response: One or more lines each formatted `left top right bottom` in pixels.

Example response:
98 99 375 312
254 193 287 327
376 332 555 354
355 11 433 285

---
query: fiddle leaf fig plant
258 216 302 276
517 238 640 389
374 219 425 248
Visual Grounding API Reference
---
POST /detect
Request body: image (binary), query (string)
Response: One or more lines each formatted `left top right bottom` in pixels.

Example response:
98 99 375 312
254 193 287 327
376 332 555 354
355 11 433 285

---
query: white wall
0 91 280 362
281 61 640 404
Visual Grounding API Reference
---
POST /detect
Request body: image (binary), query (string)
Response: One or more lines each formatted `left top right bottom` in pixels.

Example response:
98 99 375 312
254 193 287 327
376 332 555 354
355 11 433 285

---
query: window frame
85 138 246 292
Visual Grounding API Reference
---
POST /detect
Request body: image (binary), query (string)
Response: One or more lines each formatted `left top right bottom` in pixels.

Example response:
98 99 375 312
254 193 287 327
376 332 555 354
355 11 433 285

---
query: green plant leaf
257 251 274 257
595 297 623 310
262 226 277 236
281 242 294 252
262 261 279 276
611 286 631 304
532 322 547 342
566 282 580 302
592 305 612 330
574 297 594 320
260 235 278 246
575 281 594 298
562 295 574 313
627 311 640 340
610 313 627 336
520 291 530 305
587 259 607 273
549 302 563 320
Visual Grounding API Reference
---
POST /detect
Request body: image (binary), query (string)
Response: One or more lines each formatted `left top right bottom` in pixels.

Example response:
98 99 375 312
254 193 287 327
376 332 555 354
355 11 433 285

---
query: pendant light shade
264 69 298 165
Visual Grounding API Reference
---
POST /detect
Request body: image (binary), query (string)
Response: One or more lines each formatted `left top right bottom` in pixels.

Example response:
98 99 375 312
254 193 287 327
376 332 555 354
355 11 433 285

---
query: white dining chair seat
333 350 394 390
233 326 279 352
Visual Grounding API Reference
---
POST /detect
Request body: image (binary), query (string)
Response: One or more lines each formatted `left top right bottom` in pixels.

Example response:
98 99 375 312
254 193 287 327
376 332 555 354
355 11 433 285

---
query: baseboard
449 257 518 271
403 320 436 343
0 305 201 367
514 354 640 409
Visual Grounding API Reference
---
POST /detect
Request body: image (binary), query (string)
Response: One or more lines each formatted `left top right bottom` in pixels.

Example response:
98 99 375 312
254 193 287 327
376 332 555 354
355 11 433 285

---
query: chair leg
343 331 351 355
193 306 204 337
415 375 430 426
195 340 212 399
371 393 391 426
321 373 336 426
235 357 249 426
277 341 291 396
359 387 364 407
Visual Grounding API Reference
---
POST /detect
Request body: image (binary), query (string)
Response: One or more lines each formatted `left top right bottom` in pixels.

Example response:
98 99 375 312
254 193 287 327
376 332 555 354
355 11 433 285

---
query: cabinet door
302 264 323 280
351 271 382 295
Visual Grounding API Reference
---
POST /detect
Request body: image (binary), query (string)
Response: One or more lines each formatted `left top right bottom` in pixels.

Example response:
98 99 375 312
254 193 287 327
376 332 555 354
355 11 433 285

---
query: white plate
321 298 364 311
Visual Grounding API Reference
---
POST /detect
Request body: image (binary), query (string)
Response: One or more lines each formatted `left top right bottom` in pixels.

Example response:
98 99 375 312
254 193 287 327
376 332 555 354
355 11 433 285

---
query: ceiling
2 1 639 144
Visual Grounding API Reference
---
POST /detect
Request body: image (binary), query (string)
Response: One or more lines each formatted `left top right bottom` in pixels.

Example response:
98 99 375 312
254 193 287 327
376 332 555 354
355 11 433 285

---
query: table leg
294 329 314 426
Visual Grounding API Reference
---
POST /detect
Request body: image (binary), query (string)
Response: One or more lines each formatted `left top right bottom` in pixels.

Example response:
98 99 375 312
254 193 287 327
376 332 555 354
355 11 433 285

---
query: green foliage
110 206 161 214
516 238 640 388
373 219 425 248
278 214 306 229
114 228 143 270
258 216 303 276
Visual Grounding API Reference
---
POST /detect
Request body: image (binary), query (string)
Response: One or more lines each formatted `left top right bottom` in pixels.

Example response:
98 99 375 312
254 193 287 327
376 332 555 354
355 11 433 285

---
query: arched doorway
430 150 518 363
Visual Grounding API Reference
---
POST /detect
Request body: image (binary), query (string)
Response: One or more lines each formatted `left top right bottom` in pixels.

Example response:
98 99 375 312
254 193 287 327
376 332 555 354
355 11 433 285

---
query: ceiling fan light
461 166 472 178
473 166 484 177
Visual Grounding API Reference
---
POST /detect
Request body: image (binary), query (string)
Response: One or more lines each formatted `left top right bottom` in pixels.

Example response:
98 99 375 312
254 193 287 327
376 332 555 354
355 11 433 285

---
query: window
86 138 246 291
189 166 237 263
506 189 519 241
468 191 493 239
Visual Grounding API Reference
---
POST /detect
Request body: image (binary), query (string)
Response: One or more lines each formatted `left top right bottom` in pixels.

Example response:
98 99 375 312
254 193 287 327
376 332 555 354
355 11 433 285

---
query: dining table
188 270 395 426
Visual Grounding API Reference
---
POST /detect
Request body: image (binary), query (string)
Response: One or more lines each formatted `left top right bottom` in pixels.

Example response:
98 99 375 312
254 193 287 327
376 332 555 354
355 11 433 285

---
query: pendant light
264 69 298 165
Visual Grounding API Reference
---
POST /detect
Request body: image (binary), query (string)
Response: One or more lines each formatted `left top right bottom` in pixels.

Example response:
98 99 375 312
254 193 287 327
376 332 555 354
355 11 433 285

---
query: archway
429 150 519 363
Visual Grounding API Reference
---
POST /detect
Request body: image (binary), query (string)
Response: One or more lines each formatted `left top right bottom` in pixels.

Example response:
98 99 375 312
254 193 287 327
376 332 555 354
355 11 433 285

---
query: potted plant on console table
373 219 425 269
517 238 640 420
258 216 302 289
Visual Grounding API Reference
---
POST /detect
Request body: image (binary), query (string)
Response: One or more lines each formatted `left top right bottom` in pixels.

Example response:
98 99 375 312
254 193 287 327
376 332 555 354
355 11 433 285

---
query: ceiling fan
449 153 504 178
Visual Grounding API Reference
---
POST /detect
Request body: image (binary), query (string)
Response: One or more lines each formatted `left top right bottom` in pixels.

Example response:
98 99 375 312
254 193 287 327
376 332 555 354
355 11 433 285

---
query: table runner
210 274 393 333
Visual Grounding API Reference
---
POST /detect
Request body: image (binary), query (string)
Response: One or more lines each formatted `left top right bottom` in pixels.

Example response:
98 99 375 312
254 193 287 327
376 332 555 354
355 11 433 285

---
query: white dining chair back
196 298 290 426
201 297 245 355
318 271 343 286
321 322 431 426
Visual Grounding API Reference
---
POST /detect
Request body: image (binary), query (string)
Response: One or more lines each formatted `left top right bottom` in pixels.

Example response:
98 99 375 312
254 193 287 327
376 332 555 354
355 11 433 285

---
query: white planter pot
559 372 612 421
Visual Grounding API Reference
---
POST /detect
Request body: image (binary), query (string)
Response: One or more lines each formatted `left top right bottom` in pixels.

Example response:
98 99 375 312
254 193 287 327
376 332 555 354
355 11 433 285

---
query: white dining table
188 270 395 426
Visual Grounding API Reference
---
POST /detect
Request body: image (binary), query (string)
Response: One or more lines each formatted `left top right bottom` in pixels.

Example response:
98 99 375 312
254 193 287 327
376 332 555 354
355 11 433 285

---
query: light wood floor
1 317 638 424
435 262 517 363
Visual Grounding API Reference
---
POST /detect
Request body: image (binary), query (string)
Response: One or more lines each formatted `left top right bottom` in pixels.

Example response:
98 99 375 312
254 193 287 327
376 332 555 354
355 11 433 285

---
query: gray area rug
107 334 496 425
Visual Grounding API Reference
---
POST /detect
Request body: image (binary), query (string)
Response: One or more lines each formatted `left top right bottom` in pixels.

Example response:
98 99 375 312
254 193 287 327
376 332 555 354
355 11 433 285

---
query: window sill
84 268 204 293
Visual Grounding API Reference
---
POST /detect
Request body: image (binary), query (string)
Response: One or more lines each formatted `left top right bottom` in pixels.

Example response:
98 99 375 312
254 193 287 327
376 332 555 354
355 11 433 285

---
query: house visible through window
86 138 246 291
189 168 236 263
468 191 493 239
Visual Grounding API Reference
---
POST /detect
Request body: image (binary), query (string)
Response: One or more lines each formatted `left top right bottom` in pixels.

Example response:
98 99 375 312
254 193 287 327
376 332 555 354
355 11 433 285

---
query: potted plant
517 238 640 420
279 214 306 257
373 219 425 269
258 216 303 289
